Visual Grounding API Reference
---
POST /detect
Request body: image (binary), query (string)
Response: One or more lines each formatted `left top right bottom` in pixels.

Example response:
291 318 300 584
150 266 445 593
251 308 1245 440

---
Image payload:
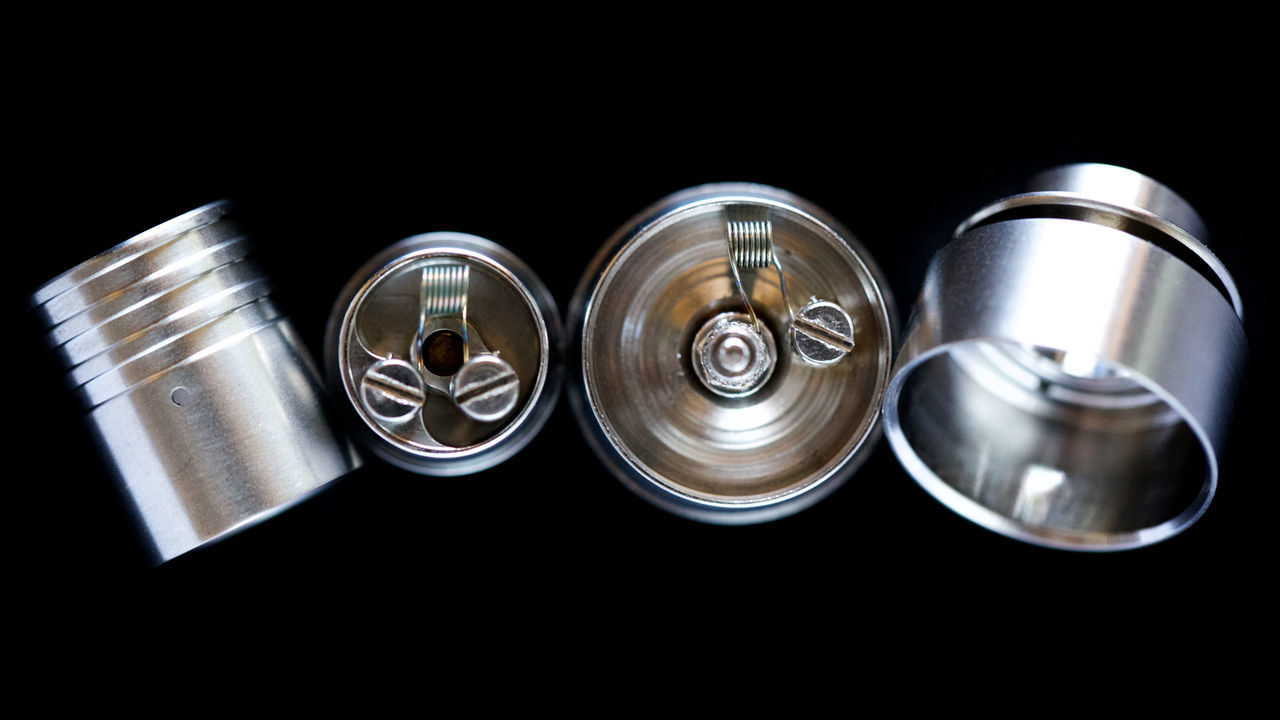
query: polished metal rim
885 341 1218 551
33 201 232 307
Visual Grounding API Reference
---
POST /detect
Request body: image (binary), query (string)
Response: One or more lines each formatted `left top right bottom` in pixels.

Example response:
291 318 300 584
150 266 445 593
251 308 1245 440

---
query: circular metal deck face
574 184 896 523
331 233 560 476
884 164 1246 551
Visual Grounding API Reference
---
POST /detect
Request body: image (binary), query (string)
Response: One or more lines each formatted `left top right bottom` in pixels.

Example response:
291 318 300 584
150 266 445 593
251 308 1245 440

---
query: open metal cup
884 164 1246 550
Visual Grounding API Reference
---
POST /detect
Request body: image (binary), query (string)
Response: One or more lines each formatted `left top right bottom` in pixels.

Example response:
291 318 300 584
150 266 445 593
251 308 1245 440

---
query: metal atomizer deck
571 183 897 524
326 232 563 476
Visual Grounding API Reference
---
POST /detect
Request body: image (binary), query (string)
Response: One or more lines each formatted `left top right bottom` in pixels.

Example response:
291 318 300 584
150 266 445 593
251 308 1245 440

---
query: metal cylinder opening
884 164 1245 550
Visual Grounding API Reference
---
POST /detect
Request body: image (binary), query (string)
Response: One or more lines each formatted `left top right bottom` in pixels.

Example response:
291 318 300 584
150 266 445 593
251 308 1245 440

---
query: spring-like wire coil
421 264 469 316
725 211 794 332
727 219 775 268
415 262 472 372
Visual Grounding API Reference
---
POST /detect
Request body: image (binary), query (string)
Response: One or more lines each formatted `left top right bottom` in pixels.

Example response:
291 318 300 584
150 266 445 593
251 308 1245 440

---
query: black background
13 9 1273 631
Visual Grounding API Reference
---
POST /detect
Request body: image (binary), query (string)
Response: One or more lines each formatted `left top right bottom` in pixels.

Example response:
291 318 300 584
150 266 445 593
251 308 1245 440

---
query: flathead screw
361 358 427 422
792 300 855 366
451 353 520 422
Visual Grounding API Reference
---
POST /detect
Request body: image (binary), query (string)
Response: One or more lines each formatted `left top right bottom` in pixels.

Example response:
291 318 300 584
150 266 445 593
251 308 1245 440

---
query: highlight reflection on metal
690 311 777 398
571 183 896 524
31 201 361 563
327 232 562 476
883 163 1246 550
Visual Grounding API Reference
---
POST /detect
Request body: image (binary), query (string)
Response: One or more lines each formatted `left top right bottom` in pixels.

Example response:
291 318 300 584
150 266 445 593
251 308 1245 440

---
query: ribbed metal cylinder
33 201 360 562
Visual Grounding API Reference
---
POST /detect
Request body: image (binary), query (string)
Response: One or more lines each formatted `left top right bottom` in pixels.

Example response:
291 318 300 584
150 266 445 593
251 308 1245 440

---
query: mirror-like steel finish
326 233 563 476
571 183 896 524
32 201 361 563
885 164 1246 550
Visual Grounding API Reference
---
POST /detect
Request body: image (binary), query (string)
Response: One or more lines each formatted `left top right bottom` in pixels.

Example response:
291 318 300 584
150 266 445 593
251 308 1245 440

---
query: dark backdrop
14 9 1272 629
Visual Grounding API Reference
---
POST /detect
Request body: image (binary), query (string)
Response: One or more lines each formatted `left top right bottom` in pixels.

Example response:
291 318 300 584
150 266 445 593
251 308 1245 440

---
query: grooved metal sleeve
32 201 361 563
884 164 1246 551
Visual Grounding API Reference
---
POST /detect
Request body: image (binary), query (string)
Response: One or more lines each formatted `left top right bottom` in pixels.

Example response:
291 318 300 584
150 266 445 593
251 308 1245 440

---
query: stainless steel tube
571 183 896 524
884 164 1246 550
32 201 361 563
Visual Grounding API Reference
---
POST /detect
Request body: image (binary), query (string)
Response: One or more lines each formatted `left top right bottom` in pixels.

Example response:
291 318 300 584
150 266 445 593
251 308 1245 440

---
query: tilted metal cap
32 201 361 563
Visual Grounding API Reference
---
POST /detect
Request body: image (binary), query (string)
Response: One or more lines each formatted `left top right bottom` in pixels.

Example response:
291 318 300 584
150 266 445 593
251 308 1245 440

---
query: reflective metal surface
571 183 896 523
32 201 361 563
884 164 1246 550
327 232 562 476
690 311 777 398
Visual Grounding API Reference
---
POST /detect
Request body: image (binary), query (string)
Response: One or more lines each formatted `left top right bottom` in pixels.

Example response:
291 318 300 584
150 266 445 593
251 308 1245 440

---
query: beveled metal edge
32 200 233 307
884 339 1217 552
955 163 1242 319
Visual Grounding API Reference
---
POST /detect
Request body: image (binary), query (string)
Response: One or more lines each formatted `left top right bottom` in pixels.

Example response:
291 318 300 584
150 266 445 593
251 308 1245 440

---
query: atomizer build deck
884 164 1246 550
327 232 563 476
571 184 896 523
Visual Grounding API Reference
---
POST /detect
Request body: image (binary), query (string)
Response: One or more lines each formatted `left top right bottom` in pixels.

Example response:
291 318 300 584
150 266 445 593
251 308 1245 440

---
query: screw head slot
360 358 427 423
451 354 521 422
792 300 855 366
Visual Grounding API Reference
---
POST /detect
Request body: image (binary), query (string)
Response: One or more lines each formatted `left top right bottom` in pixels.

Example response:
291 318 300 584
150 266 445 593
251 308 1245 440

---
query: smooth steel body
32 201 360 563
884 164 1246 550
327 232 562 476
571 183 896 524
